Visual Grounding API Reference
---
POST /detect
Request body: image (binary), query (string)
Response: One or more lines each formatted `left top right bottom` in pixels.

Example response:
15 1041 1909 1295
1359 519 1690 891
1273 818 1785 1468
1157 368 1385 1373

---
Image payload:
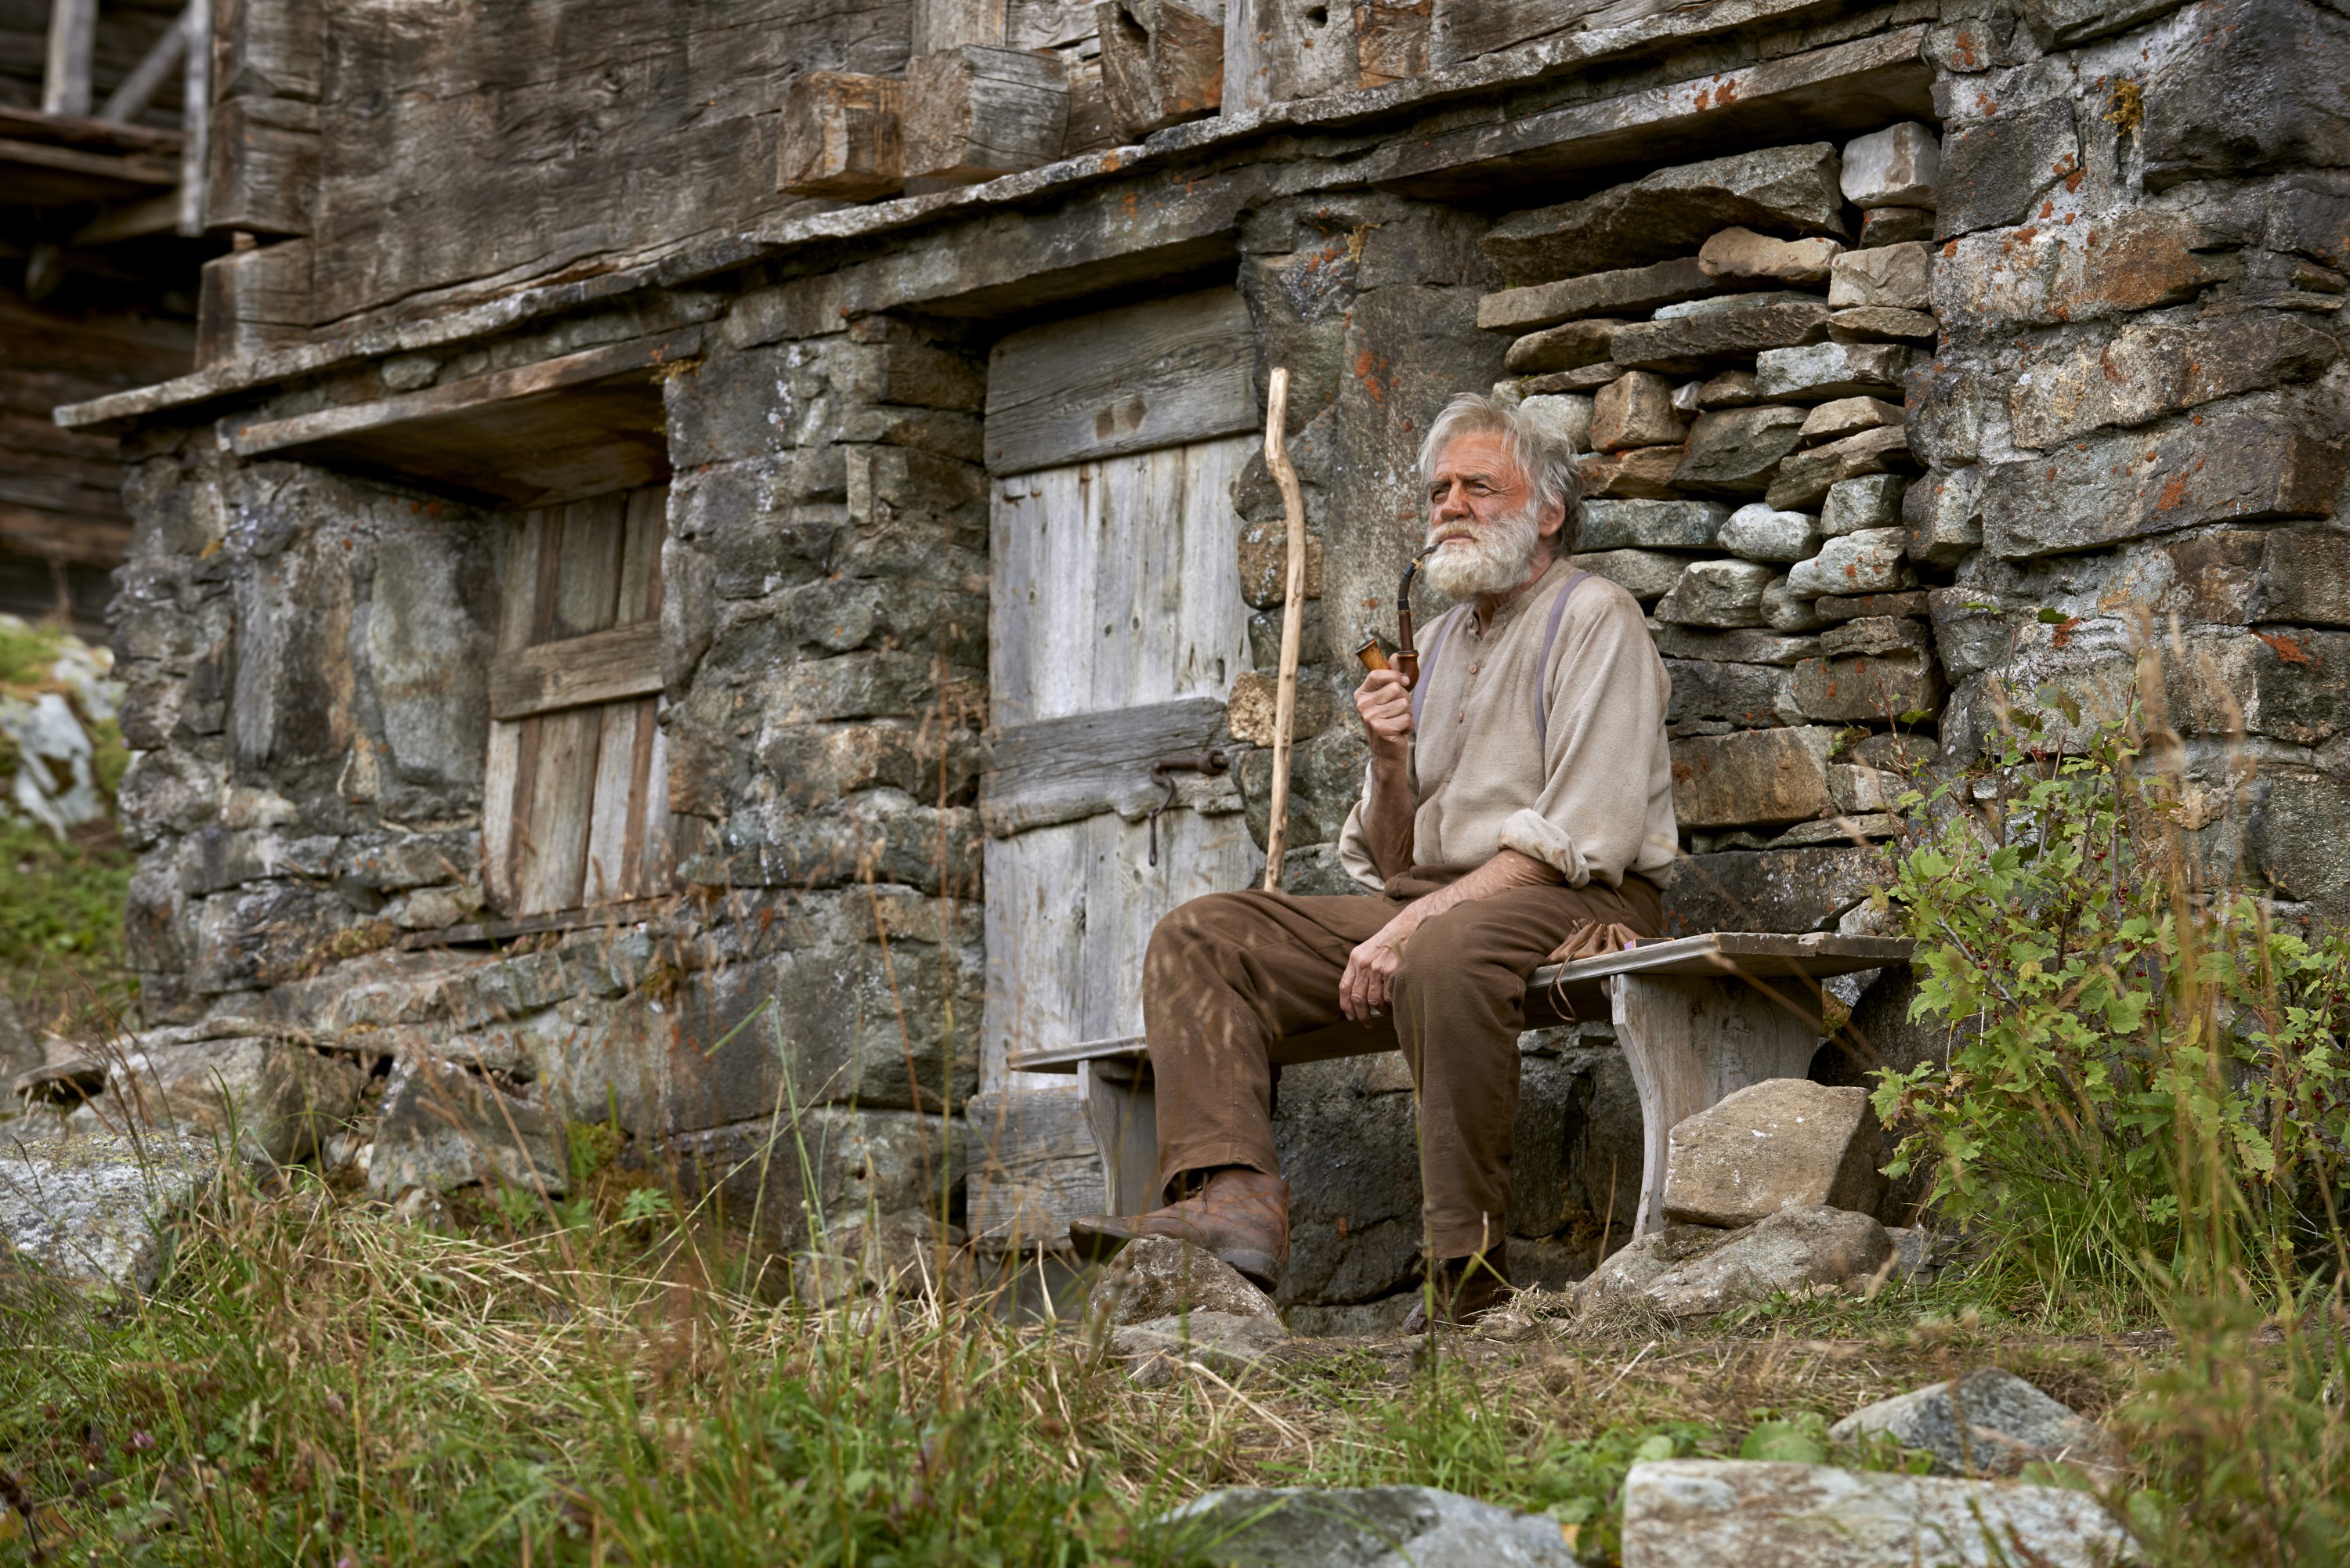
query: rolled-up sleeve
1510 586 1677 888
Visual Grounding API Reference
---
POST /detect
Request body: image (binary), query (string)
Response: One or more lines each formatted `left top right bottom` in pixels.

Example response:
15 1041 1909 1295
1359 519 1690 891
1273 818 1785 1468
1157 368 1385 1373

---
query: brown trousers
1142 867 1663 1260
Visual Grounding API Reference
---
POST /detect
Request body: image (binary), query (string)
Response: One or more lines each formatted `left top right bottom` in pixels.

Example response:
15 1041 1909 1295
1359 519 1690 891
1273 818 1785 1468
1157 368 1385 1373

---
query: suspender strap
1534 569 1590 753
1408 607 1464 730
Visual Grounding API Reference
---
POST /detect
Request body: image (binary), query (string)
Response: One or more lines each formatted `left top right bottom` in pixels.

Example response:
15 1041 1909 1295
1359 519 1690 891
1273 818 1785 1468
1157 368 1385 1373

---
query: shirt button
1469 664 1480 674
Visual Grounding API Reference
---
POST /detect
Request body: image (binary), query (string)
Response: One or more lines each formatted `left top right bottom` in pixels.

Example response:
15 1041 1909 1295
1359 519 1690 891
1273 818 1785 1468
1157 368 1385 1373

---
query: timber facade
53 0 2350 1320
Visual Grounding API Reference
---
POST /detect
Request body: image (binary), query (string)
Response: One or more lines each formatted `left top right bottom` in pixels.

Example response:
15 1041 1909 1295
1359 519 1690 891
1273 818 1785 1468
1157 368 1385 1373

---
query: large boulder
1166 1485 1580 1566
1664 1079 1885 1227
110 1035 363 1165
367 1056 569 1198
1828 1367 2116 1479
1620 1460 2133 1567
0 1135 218 1292
1112 1312 1289 1389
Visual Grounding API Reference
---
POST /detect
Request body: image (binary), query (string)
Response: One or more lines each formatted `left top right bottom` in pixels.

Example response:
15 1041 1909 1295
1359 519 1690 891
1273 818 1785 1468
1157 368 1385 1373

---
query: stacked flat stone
1481 126 1950 854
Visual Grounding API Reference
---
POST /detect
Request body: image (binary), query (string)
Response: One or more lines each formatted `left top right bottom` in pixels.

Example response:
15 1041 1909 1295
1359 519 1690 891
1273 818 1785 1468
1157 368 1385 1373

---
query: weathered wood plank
982 823 1090 1089
213 0 322 102
1357 0 1432 87
777 72 903 202
582 698 643 905
98 6 188 125
193 238 312 367
481 508 549 916
963 1087 1106 1252
1368 27 1936 201
205 94 318 235
1429 0 1658 68
1095 0 1223 140
514 494 627 915
42 0 97 117
1534 930 1914 987
230 331 701 457
981 695 1227 835
486 621 663 721
903 45 1068 186
985 289 1254 475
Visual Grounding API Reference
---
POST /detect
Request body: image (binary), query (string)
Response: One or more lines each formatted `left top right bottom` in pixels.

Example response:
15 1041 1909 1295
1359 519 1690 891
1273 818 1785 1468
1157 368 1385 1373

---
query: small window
482 484 678 916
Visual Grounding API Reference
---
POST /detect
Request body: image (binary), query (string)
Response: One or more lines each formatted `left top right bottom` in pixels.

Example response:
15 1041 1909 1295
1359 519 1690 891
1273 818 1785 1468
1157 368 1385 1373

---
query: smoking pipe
1354 541 1441 689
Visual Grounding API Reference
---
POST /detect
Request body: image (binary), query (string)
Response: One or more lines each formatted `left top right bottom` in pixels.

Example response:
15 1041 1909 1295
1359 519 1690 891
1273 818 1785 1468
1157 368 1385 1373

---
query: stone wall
74 0 2350 1310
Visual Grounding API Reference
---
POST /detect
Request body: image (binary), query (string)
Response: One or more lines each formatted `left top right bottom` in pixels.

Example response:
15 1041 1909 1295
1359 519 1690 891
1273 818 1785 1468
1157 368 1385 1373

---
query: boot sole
1216 1248 1282 1293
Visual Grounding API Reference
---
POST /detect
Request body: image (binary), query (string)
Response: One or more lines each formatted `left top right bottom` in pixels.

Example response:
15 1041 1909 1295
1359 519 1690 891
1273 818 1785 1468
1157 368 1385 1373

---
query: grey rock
1480 256 1726 333
1090 1234 1283 1327
1665 660 1798 738
0 1135 219 1292
1791 649 1945 724
2140 0 2350 193
2008 314 2337 450
1786 529 1913 598
1980 403 2345 559
1506 319 1625 375
367 1057 570 1198
1674 406 1812 498
1857 206 1936 247
1933 211 2213 334
1660 847 1885 935
1582 1223 1731 1300
1485 143 1847 285
1829 762 1896 815
1653 289 1831 322
1518 362 1629 396
1670 727 1838 828
1602 1205 1894 1319
110 1037 363 1165
794 1212 970 1306
1620 1460 2135 1567
1697 369 1762 408
1592 371 1688 452
1822 474 1909 537
1614 302 1832 374
1800 398 1904 448
1577 500 1727 552
1656 560 1777 628
1828 1367 2117 1479
1651 625 1820 665
1663 1079 1885 1228
1698 229 1846 284
1718 504 1823 563
1904 468 1984 569
1520 393 1593 455
1938 95 2080 238
1115 1312 1289 1389
1762 576 1829 633
1814 591 1929 623
2020 0 2190 45
1828 244 1934 310
2256 526 2350 626
1839 122 1940 209
1165 1485 1580 1566
1820 617 1932 658
1572 549 1690 602
1752 342 1913 403
1828 308 1939 344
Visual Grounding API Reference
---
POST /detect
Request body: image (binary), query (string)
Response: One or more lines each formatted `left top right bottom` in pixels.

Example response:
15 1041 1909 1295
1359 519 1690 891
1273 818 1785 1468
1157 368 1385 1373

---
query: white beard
1421 501 1542 601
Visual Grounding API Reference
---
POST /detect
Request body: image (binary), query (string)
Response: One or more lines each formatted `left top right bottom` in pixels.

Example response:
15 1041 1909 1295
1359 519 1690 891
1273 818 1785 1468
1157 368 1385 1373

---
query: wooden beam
488 621 663 721
1356 0 1431 89
777 72 904 202
903 45 1068 185
99 5 190 125
1531 930 1914 988
194 239 313 367
229 329 701 456
1094 0 1224 141
42 0 96 117
0 136 179 188
204 94 317 234
980 695 1227 835
72 191 183 244
984 287 1255 474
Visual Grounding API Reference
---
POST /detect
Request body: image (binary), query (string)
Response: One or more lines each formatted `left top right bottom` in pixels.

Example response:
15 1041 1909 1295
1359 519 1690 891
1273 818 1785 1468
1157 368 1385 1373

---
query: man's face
1422 431 1562 599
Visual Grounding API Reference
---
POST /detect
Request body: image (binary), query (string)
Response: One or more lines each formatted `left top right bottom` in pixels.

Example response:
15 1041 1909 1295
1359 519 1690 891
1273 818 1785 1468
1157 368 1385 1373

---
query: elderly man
1070 392 1678 1324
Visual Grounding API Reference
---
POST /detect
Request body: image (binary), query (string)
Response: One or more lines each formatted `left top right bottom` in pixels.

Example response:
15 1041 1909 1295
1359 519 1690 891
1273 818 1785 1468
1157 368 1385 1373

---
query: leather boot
1068 1168 1290 1291
1401 1242 1513 1331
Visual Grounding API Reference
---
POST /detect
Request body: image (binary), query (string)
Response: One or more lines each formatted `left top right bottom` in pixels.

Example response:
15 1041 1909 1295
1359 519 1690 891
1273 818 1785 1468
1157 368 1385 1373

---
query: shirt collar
1473 554 1570 639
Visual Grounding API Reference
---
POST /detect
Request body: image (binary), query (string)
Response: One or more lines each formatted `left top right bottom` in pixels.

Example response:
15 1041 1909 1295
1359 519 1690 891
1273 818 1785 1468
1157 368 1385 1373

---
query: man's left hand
1340 913 1415 1021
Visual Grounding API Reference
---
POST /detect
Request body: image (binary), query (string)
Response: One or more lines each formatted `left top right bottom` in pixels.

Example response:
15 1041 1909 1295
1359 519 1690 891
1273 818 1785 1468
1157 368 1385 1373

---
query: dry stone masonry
30 0 2350 1312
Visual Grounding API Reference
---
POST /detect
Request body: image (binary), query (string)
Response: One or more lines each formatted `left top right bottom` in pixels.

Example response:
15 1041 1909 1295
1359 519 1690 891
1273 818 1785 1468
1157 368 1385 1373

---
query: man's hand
1340 911 1416 1021
1354 667 1413 757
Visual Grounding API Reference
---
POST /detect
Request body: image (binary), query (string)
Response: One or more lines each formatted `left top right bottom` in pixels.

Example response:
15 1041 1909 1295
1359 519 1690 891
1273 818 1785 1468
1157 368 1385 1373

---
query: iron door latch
1146 750 1229 866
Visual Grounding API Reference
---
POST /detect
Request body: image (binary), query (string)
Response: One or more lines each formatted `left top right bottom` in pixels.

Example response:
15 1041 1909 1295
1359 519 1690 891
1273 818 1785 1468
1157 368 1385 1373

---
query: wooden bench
1004 930 1911 1241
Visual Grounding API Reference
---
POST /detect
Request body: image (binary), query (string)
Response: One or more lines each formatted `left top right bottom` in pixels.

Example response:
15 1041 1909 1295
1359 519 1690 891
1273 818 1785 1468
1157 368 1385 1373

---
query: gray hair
1417 392 1584 548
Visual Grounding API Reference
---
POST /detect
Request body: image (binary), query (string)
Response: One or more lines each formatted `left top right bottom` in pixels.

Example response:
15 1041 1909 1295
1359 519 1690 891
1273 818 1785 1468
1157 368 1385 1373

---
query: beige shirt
1338 556 1679 891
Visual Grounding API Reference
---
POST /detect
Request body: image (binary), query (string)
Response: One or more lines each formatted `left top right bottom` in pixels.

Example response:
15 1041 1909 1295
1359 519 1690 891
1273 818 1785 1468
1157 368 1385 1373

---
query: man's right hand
1354 667 1413 755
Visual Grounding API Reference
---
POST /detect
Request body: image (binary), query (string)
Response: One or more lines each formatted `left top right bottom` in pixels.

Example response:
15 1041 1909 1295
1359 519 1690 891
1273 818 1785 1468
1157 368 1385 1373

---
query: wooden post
99 4 192 124
179 0 212 237
42 0 96 116
778 72 905 201
1260 365 1307 891
902 45 1068 186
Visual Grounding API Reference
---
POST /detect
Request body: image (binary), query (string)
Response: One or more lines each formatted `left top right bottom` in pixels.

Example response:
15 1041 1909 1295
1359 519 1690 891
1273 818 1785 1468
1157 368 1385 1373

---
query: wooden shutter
481 485 678 917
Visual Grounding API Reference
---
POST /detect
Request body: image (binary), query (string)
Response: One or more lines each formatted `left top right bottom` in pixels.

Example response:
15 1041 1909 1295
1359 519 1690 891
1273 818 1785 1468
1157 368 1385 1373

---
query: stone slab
1664 1078 1885 1227
1165 1486 1578 1566
0 1136 219 1293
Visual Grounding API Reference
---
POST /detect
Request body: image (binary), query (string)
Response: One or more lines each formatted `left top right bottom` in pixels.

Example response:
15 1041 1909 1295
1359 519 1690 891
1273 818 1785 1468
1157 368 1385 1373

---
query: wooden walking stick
1262 367 1307 891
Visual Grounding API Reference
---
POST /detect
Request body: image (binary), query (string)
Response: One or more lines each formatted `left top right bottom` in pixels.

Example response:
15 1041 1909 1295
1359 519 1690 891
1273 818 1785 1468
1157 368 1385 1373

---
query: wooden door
969 288 1264 1248
482 485 678 917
